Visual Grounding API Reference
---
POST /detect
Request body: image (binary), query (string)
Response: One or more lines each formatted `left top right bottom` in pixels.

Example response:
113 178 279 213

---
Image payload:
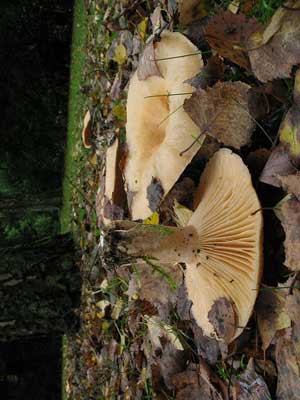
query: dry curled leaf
256 288 291 351
248 0 300 82
184 81 254 149
82 110 92 149
204 11 261 69
280 197 300 270
177 0 207 26
137 40 162 80
208 297 236 343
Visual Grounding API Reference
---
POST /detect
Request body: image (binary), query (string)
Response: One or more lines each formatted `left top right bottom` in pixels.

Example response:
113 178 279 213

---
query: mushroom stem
104 220 199 264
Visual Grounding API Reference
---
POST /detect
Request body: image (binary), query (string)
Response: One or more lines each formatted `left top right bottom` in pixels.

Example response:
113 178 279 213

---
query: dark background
0 1 74 399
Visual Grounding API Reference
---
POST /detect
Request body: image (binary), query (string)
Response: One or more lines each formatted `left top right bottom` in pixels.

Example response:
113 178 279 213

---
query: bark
0 234 81 340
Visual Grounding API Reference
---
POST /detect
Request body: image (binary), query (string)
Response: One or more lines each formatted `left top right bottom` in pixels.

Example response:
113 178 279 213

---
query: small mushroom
97 137 127 226
82 110 92 149
106 149 263 341
125 30 204 220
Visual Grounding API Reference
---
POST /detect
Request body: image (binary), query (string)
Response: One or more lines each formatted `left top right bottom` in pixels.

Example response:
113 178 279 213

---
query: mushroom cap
125 31 203 220
185 149 263 341
82 110 92 149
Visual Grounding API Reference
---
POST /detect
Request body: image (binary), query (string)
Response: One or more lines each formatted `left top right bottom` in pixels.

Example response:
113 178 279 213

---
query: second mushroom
105 149 263 342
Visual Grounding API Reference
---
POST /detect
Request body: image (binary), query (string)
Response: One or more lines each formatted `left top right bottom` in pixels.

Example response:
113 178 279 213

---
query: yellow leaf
113 43 127 65
143 211 159 225
137 17 148 41
173 200 193 227
90 153 97 166
113 103 126 121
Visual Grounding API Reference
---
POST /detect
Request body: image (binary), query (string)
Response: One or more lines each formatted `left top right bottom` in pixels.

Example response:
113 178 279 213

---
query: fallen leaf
279 198 300 270
137 40 162 80
208 297 236 343
279 172 300 200
204 11 261 69
259 144 297 188
146 177 165 213
184 55 225 90
113 43 127 66
143 211 160 225
137 17 148 42
246 148 270 180
279 69 300 157
256 288 291 351
126 262 183 318
172 362 224 400
173 200 193 227
177 0 207 26
112 103 126 121
183 81 254 149
231 358 272 400
248 0 300 82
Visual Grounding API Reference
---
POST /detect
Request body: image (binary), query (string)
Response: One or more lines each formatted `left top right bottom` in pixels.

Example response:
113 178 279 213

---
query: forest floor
62 0 300 399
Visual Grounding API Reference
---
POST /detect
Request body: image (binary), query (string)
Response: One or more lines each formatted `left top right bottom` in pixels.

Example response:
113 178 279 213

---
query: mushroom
106 149 263 341
125 30 204 220
82 110 92 149
97 137 127 226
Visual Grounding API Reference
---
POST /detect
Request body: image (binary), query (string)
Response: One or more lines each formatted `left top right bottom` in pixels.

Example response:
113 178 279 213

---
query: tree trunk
0 234 81 341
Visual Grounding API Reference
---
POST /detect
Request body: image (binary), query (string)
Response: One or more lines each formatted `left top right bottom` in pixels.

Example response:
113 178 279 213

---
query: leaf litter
65 0 300 399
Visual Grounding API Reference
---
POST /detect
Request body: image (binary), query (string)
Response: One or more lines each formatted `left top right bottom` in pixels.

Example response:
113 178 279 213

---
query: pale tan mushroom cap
125 31 203 220
185 149 263 340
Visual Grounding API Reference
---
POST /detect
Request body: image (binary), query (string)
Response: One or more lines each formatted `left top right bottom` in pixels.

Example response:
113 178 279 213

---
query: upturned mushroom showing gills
106 149 263 342
125 30 203 221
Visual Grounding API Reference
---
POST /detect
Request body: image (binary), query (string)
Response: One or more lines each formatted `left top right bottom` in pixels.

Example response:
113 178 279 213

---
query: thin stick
232 98 274 145
152 51 202 61
157 104 183 127
144 92 193 99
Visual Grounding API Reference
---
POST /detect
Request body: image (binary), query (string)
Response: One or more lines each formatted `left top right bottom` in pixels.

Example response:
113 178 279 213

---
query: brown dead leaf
256 288 291 351
126 263 183 318
137 40 162 81
208 297 236 343
259 144 297 188
246 148 271 180
248 0 300 82
183 81 254 149
231 358 271 400
146 177 165 213
177 0 207 26
172 362 224 400
279 172 300 200
204 11 261 69
184 55 225 90
280 197 300 270
276 334 300 399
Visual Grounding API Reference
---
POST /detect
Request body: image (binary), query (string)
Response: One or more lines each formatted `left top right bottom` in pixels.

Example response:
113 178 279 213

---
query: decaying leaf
183 81 254 149
172 361 225 400
231 358 272 400
146 177 165 212
279 172 300 200
208 297 236 343
280 197 300 270
177 0 207 26
137 40 162 80
279 69 300 157
126 262 183 318
204 11 261 69
248 0 300 82
184 55 225 90
113 43 127 65
256 288 291 351
259 144 297 188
